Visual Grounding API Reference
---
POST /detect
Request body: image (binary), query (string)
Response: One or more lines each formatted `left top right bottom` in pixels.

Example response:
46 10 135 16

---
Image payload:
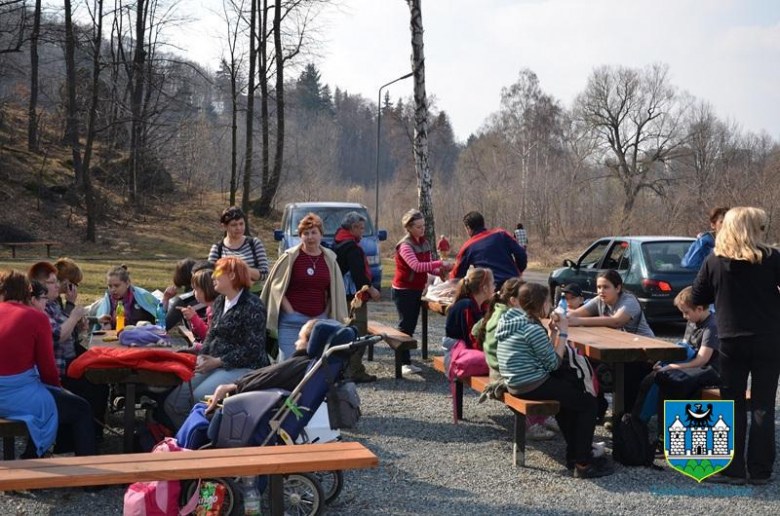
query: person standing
451 211 527 290
262 213 348 360
392 209 452 376
437 235 451 259
334 211 381 383
682 207 729 270
208 206 269 294
514 223 528 250
692 207 780 485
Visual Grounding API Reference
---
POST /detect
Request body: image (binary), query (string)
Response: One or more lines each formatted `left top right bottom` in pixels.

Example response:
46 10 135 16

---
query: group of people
1 204 777 486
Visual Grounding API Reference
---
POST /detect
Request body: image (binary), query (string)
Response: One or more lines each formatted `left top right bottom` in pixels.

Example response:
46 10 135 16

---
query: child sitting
560 283 584 310
646 287 720 424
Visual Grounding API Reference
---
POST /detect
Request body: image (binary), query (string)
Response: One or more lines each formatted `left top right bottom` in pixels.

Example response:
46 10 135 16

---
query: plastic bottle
242 476 261 515
555 297 568 317
155 303 166 329
116 300 125 331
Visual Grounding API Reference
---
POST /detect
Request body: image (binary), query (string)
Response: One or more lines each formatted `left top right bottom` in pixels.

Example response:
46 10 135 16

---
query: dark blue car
274 202 387 289
548 236 697 323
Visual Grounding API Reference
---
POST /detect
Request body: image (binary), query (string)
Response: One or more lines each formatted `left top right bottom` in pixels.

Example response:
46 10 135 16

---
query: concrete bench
366 321 418 379
0 441 378 516
432 356 559 467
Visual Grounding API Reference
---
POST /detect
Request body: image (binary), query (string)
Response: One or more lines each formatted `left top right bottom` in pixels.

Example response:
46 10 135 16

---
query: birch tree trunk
406 0 436 248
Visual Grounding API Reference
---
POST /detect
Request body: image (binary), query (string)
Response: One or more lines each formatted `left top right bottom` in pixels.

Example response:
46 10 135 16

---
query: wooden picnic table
85 329 192 453
543 322 687 435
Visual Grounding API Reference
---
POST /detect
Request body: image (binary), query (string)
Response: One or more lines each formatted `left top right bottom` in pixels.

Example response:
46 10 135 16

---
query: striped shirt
208 237 269 278
495 308 560 389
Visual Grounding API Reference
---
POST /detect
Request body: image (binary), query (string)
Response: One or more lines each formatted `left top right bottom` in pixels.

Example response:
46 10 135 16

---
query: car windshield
641 241 693 273
290 207 375 237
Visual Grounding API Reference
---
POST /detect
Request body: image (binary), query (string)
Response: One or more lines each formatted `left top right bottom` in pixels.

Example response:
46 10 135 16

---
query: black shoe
350 372 377 383
704 473 747 485
573 459 615 479
748 475 773 486
567 454 609 471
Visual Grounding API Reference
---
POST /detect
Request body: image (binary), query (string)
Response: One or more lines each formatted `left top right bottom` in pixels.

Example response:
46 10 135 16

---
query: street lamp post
375 72 413 231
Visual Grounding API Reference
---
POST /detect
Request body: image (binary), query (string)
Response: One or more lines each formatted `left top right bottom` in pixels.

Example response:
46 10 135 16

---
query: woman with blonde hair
692 206 780 485
392 209 452 375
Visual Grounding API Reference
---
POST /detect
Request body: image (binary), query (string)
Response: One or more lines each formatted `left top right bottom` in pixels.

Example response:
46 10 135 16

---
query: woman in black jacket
164 257 268 428
692 207 780 485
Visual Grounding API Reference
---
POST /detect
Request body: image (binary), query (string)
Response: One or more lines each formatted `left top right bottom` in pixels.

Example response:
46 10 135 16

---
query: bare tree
62 0 84 186
27 0 40 151
405 0 436 247
575 63 690 232
128 0 147 204
241 0 257 219
219 0 246 206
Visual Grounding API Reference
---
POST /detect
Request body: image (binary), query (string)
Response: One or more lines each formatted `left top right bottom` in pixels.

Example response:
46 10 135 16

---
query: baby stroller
181 320 381 516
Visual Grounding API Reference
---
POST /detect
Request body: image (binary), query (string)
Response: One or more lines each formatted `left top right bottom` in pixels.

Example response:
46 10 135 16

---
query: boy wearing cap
561 284 584 310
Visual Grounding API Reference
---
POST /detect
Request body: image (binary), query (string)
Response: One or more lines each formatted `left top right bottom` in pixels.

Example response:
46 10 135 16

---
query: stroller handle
324 334 383 356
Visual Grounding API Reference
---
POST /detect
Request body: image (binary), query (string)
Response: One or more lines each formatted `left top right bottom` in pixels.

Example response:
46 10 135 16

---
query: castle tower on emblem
691 426 708 456
712 415 730 456
668 415 687 456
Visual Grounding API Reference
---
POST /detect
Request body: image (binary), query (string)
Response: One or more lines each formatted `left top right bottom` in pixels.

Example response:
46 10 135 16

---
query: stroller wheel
313 470 344 504
181 477 238 515
282 473 324 516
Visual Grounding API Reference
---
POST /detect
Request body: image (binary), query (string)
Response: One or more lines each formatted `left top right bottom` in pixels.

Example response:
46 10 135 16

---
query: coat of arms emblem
664 400 734 481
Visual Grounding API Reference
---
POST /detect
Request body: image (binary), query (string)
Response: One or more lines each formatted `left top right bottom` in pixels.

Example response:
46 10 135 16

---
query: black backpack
612 413 657 467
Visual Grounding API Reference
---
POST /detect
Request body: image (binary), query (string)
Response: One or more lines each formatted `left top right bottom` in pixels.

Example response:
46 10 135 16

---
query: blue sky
64 0 780 142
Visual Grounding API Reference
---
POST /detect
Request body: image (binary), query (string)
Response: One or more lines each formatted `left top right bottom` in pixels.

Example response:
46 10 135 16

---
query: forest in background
1 0 779 262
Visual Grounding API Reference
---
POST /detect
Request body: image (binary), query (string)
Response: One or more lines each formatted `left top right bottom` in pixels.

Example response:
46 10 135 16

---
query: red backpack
123 438 199 516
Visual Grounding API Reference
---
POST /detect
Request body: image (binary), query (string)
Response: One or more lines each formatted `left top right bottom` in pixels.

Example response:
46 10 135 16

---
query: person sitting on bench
0 270 95 458
495 283 613 479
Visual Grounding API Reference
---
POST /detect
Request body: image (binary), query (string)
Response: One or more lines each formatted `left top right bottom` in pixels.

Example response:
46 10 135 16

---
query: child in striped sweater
495 283 614 479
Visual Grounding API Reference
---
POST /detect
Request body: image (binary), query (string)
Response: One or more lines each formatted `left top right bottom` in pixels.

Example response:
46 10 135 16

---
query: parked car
548 236 696 323
274 202 387 289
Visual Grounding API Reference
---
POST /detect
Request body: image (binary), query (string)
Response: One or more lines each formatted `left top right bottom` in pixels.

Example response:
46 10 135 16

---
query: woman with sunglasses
692 207 780 485
164 257 269 429
208 206 269 293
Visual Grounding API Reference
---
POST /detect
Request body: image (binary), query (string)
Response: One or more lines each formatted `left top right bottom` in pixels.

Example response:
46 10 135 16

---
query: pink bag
123 438 199 516
447 340 489 381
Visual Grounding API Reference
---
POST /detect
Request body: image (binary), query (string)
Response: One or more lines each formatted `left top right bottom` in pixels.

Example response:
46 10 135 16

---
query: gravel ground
2 298 778 515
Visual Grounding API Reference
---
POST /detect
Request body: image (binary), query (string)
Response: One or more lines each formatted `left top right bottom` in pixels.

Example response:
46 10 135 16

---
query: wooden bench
367 321 418 379
0 418 28 461
0 442 378 516
432 356 559 467
2 241 60 258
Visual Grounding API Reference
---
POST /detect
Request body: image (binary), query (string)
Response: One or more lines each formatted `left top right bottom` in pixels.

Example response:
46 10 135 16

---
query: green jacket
472 302 508 373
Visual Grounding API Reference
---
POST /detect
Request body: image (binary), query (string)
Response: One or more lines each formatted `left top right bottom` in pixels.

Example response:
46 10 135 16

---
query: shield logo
664 400 734 482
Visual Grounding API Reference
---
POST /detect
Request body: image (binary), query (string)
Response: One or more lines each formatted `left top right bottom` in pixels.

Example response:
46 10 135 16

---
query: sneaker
543 417 561 433
704 473 747 485
574 459 615 479
401 364 422 375
526 424 556 441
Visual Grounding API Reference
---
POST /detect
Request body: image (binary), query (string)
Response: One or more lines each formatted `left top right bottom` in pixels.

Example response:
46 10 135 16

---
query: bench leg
394 350 402 380
123 383 137 453
421 304 428 360
3 436 14 460
268 474 284 516
512 410 527 467
367 342 374 362
450 379 463 424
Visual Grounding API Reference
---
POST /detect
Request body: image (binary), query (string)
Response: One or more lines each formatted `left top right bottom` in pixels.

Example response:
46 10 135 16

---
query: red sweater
0 303 61 387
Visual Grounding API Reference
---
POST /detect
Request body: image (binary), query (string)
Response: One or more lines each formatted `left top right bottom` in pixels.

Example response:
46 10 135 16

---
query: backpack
326 380 362 430
123 438 199 516
612 413 656 467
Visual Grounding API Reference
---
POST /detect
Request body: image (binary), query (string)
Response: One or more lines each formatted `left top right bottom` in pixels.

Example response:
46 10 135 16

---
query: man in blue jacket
450 211 527 290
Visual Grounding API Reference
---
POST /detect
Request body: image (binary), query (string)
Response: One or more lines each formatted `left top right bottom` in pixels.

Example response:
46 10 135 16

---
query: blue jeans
278 310 325 361
164 367 253 429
